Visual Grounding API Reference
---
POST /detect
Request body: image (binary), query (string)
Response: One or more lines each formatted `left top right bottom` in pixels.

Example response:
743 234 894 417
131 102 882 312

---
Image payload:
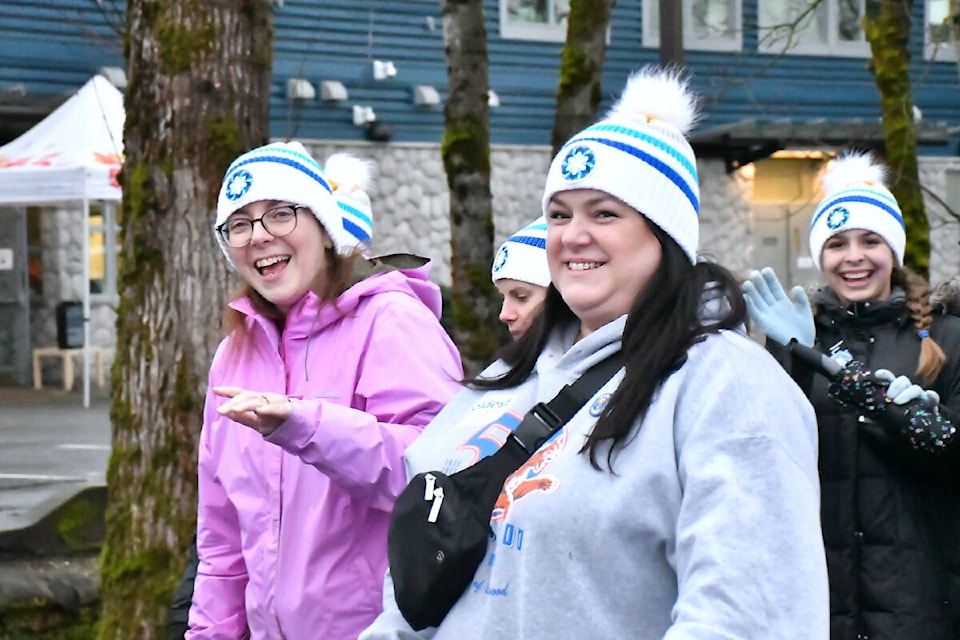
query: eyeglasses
217 205 304 248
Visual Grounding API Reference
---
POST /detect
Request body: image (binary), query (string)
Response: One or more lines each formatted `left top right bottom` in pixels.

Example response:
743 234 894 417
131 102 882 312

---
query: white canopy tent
0 74 124 407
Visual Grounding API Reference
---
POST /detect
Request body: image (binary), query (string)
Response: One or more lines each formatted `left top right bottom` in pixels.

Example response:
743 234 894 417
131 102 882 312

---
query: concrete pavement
0 385 110 538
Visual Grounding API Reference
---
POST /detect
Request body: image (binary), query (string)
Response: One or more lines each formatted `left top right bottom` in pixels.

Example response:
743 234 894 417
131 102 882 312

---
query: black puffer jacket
773 287 960 640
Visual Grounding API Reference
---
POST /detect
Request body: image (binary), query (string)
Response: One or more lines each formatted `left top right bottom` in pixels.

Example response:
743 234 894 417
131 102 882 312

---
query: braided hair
893 266 946 384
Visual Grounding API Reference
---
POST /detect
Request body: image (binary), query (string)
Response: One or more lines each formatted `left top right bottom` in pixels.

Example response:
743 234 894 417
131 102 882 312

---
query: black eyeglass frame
217 205 305 248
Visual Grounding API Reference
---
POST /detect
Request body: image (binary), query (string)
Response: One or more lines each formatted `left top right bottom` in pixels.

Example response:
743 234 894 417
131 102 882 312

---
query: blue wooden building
3 1 959 151
2 0 960 387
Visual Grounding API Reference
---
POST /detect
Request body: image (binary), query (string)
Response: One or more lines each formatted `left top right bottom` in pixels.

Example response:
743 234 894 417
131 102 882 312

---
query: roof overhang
691 117 960 172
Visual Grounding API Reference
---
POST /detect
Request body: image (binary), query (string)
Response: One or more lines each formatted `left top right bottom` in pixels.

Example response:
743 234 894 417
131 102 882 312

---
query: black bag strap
510 351 624 455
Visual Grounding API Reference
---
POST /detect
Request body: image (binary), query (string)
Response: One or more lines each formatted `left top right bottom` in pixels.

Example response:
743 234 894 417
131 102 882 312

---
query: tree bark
551 0 616 156
97 1 272 638
441 0 501 374
864 0 929 278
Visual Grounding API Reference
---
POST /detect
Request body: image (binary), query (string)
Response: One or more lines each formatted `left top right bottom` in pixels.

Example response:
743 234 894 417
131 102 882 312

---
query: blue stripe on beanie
581 123 698 179
575 136 700 214
228 152 332 196
492 217 550 287
509 234 547 250
812 193 904 229
337 200 373 229
342 217 372 243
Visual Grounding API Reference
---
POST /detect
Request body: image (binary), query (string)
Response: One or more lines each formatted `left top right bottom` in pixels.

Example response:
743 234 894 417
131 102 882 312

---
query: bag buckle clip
512 402 561 454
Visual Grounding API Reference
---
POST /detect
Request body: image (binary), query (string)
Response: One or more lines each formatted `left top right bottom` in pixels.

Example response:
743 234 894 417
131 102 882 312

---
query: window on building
88 202 122 297
500 0 570 42
758 0 869 57
926 0 956 61
643 0 742 51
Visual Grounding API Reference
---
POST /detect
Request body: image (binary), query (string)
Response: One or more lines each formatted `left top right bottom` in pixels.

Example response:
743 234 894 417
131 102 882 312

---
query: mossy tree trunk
550 0 616 156
97 1 272 638
441 0 501 374
864 0 929 278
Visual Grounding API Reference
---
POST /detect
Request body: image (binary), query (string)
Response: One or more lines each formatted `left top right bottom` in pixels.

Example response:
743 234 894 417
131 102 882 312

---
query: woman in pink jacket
187 142 463 640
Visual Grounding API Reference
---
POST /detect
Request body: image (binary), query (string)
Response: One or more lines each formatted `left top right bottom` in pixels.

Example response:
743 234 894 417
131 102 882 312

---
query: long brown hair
892 266 946 384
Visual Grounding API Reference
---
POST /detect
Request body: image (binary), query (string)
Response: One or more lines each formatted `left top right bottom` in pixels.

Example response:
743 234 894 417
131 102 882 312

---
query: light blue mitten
874 369 941 407
742 267 815 347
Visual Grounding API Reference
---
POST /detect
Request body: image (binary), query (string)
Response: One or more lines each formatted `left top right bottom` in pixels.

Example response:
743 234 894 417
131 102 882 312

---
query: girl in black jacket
744 151 960 640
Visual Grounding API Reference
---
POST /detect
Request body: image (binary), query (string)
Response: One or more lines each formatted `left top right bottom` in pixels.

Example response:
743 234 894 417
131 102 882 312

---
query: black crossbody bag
386 353 623 630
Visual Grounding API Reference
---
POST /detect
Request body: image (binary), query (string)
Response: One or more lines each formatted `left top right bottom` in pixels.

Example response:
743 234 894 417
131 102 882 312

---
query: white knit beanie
541 66 701 263
491 217 550 287
809 152 905 270
215 141 375 263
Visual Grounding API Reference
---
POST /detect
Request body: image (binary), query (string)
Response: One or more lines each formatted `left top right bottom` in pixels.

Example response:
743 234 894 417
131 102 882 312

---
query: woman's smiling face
226 200 332 313
820 228 894 305
546 189 662 337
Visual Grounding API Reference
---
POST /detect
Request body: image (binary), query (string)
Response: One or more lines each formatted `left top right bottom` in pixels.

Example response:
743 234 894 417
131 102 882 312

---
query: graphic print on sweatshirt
491 429 567 522
441 409 523 474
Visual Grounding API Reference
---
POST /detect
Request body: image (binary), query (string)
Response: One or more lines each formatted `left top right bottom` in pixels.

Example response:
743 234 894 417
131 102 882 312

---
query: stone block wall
33 141 960 383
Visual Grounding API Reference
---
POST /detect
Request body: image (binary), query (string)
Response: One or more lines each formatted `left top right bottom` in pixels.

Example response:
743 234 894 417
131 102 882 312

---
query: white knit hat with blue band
491 217 550 287
215 141 374 264
541 66 701 263
809 152 905 270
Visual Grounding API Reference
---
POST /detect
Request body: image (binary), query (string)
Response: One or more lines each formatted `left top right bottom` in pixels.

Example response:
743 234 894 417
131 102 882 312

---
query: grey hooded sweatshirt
362 317 829 640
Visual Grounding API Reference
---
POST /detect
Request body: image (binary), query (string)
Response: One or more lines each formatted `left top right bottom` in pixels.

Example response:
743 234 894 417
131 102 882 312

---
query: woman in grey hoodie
362 66 829 640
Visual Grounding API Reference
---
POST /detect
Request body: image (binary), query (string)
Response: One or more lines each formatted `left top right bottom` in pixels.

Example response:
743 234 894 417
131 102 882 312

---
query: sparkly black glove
897 397 956 451
826 359 893 419
827 360 956 451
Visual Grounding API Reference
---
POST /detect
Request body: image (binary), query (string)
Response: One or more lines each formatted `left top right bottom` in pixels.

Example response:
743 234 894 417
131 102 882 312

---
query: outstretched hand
213 386 292 437
743 267 815 347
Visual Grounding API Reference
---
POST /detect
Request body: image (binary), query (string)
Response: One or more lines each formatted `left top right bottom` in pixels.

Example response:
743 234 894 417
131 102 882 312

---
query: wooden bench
32 347 105 392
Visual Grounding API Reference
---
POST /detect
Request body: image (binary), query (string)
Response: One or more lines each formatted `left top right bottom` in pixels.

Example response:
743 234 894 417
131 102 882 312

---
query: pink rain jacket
188 263 463 640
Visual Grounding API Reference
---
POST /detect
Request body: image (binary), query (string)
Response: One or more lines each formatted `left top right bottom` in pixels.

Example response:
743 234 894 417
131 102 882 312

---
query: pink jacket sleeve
267 299 463 512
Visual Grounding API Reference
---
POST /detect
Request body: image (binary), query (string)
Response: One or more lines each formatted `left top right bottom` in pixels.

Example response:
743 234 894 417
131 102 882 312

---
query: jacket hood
932 277 960 316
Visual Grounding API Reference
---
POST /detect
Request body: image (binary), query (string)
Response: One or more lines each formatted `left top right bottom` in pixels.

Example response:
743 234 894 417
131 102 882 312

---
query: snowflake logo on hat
561 146 595 182
493 245 508 274
225 169 253 201
826 206 849 230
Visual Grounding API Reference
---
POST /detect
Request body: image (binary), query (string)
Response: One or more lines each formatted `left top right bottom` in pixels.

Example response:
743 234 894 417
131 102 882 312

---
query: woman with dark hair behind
491 216 550 341
361 66 828 640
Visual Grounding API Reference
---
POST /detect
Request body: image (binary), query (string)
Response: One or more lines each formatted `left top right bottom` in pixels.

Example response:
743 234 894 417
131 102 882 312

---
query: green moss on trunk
0 606 99 640
863 0 930 278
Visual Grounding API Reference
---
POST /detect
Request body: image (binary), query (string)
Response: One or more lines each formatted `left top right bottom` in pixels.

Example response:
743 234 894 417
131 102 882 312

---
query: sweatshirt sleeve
665 337 829 639
267 296 463 512
187 385 249 639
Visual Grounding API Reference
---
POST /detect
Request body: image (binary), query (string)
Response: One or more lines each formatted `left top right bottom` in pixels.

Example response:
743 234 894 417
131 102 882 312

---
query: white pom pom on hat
809 151 905 270
541 65 702 263
491 217 550 288
215 141 376 265
324 153 376 258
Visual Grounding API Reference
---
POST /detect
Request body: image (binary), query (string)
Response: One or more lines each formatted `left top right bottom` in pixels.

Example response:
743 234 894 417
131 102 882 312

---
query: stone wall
35 141 960 383
919 155 960 286
31 207 116 388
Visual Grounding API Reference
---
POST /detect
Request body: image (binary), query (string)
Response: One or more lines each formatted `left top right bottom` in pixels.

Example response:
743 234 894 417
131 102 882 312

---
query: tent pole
82 197 90 409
